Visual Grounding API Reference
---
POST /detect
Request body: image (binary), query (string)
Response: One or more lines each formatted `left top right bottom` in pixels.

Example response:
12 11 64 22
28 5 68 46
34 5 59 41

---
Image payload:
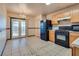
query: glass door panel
21 20 26 36
12 19 19 38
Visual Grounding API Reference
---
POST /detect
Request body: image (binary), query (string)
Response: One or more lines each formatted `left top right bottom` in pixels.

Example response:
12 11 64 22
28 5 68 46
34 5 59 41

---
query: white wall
34 15 46 37
0 4 7 55
27 15 46 37
34 15 41 37
27 16 35 36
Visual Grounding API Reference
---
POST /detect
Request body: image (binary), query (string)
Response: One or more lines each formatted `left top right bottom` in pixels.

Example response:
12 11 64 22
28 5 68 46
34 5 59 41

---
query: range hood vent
57 16 71 21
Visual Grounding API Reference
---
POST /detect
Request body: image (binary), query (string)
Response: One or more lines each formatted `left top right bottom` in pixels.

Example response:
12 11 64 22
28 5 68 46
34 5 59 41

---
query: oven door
55 30 69 48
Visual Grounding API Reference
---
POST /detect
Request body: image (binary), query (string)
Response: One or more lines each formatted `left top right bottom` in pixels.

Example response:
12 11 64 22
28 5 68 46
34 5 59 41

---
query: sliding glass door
11 18 26 39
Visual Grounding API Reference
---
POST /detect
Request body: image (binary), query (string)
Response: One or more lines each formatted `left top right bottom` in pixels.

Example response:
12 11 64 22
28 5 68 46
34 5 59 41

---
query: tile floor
2 36 71 56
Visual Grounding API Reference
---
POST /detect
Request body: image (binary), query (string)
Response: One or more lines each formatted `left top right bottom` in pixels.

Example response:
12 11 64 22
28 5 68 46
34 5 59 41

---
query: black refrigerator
40 20 52 41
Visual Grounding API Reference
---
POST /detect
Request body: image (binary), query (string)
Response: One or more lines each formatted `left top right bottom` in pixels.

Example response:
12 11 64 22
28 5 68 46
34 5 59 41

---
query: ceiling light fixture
46 3 51 5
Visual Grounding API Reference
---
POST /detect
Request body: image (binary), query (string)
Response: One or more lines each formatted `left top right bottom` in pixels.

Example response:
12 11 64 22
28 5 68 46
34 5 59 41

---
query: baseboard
7 38 11 40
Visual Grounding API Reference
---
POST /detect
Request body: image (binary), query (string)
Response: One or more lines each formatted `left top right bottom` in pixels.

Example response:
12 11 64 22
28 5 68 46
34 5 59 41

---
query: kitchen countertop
49 29 79 32
71 38 79 48
49 30 55 31
49 30 79 35
69 31 79 33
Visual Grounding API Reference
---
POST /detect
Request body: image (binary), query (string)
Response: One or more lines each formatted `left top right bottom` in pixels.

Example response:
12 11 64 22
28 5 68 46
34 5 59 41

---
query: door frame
10 17 26 39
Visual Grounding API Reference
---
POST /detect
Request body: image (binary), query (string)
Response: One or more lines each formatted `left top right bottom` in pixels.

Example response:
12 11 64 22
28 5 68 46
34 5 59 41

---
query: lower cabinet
49 30 55 42
72 47 79 56
69 32 79 47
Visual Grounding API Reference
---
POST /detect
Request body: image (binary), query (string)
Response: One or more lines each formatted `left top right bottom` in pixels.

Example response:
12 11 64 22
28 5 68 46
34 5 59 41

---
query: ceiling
5 3 76 16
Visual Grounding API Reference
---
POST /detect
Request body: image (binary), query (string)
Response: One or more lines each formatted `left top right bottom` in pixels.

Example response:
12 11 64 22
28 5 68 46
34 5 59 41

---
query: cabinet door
49 31 55 42
71 15 79 22
64 9 72 17
57 13 64 18
72 47 79 56
69 33 79 47
52 15 58 25
52 20 58 25
71 8 79 22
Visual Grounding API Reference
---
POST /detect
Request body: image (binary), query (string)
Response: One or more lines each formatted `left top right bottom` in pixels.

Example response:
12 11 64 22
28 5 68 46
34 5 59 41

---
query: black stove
55 30 70 48
55 26 72 48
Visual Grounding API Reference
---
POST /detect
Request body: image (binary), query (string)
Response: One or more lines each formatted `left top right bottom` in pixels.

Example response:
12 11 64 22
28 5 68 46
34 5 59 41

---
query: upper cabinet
64 8 72 17
71 9 79 22
71 5 79 23
47 13 58 25
52 15 58 25
47 5 79 24
57 12 64 19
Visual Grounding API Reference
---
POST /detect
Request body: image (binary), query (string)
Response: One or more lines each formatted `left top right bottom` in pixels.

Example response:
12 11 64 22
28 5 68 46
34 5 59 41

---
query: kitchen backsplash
52 25 59 30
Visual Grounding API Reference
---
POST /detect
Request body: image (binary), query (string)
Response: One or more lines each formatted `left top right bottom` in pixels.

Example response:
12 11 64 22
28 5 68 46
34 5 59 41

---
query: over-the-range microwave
72 25 79 31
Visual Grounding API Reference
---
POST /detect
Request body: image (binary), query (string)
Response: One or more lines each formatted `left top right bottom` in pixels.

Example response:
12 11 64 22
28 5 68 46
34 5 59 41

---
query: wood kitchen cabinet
71 8 79 22
52 20 58 25
72 47 79 56
52 12 65 25
71 37 79 56
64 8 72 17
71 15 79 23
57 12 64 18
69 32 79 47
52 15 58 25
49 30 55 42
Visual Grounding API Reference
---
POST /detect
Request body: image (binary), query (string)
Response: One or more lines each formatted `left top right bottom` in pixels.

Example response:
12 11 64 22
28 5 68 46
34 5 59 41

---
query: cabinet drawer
49 30 55 42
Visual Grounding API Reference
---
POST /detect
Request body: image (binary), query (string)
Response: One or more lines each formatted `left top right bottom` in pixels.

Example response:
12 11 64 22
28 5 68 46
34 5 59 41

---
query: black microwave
72 25 79 31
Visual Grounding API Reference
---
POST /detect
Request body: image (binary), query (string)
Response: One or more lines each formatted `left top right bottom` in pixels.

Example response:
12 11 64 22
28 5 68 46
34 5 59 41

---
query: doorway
10 17 26 39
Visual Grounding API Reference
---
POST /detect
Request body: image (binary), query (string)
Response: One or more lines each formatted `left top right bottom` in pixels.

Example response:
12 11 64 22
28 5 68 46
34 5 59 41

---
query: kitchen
47 4 79 55
0 3 79 56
